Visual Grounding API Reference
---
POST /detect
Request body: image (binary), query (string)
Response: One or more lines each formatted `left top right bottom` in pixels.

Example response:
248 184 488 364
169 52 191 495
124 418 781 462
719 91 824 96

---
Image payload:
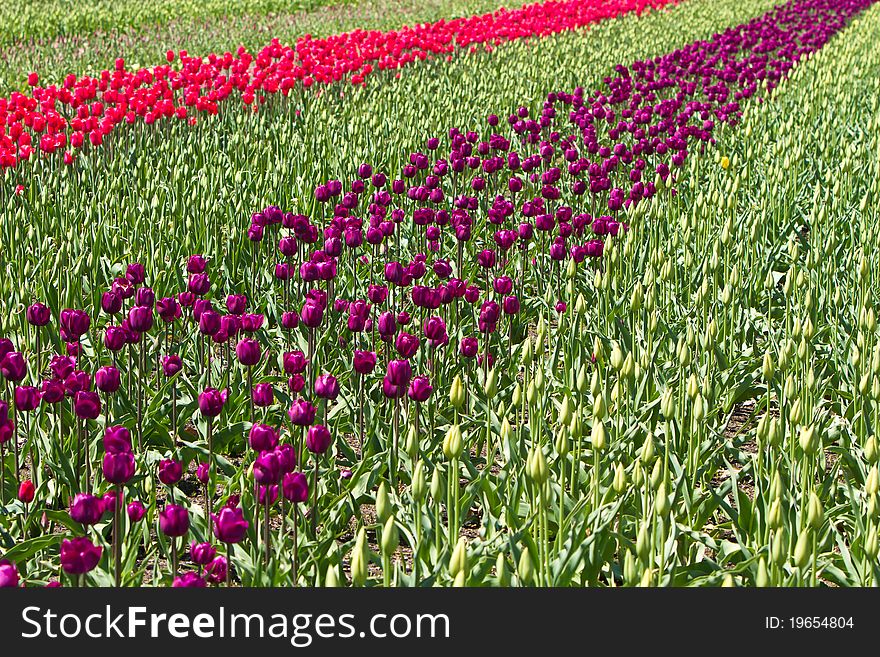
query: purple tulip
288 398 316 426
74 390 101 420
158 459 183 486
173 572 207 588
103 425 132 454
103 451 135 484
249 424 279 452
408 376 433 402
159 504 190 537
190 541 217 566
252 383 274 407
162 355 183 377
236 338 261 367
0 560 19 588
306 424 332 454
0 352 26 382
69 493 104 525
127 500 146 522
95 366 121 393
198 388 227 417
253 450 281 485
60 536 102 575
14 386 40 412
212 506 249 544
26 302 51 327
314 374 340 400
353 350 377 375
282 471 309 503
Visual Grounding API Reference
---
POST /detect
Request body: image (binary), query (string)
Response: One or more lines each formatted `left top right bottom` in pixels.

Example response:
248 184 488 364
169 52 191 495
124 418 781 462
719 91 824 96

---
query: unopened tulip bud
865 436 878 463
559 397 572 427
381 516 399 556
517 547 534 585
483 368 498 399
866 466 879 496
640 433 655 464
788 398 802 426
576 364 588 393
721 573 735 588
325 566 341 587
799 424 818 455
632 461 644 487
534 367 544 392
449 376 465 410
590 420 606 451
771 528 786 566
661 388 676 419
412 462 427 501
793 528 812 569
636 523 650 561
655 482 670 516
527 447 549 485
569 412 582 440
376 481 392 523
443 425 464 460
350 528 369 586
495 553 510 587
768 499 783 529
756 557 770 587
692 394 706 423
650 460 663 490
430 468 444 501
610 343 624 371
762 353 775 382
449 538 468 577
613 463 626 494
554 426 569 458
512 383 523 407
865 529 879 559
405 425 419 460
592 392 606 419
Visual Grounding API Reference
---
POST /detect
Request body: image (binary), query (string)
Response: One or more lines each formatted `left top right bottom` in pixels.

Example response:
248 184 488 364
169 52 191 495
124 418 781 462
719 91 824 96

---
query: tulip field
0 0 879 589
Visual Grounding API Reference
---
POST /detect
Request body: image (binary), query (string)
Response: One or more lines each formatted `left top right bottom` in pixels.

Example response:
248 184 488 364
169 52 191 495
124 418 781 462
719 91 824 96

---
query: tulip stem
114 484 122 587
247 367 254 425
311 455 320 536
207 418 214 538
264 492 271 568
170 536 178 580
291 506 299 586
226 543 232 587
12 404 20 490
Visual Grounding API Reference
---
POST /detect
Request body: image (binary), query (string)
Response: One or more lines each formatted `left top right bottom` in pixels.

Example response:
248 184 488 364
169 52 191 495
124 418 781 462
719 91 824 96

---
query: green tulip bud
623 550 638 584
350 528 369 586
613 462 627 494
692 394 706 423
495 552 511 587
521 337 533 366
500 417 512 445
526 381 537 405
412 461 427 501
575 293 587 316
866 465 879 496
483 368 498 399
768 499 783 529
768 417 781 447
517 547 534 585
376 481 392 523
449 538 468 577
650 459 664 490
512 383 523 407
771 528 786 566
527 446 549 485
555 426 570 458
793 528 812 569
576 364 588 393
721 573 735 588
443 425 464 460
661 388 676 419
452 570 467 587
640 433 656 464
762 352 775 382
430 467 444 501
381 516 399 556
788 397 803 426
325 565 341 587
534 367 545 392
450 375 466 410
632 461 644 487
591 419 607 451
865 528 879 560
756 557 770 587
639 569 653 587
655 482 670 517
405 424 419 460
610 343 624 371
593 392 606 419
630 283 643 311
687 373 699 400
865 436 878 463
569 411 582 440
798 424 818 455
807 492 823 531
559 396 573 427
636 523 650 561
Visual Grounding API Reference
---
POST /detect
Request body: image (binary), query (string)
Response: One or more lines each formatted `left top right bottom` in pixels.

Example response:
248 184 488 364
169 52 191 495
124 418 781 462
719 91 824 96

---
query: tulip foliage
1 0 879 588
